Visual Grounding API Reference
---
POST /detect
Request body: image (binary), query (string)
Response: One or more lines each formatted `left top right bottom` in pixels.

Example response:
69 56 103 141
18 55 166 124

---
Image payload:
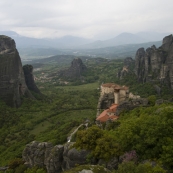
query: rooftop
96 104 119 122
101 83 129 90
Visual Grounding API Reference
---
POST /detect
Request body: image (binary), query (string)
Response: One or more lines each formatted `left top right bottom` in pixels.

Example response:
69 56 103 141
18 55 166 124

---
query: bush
115 161 166 173
147 95 156 106
8 158 24 169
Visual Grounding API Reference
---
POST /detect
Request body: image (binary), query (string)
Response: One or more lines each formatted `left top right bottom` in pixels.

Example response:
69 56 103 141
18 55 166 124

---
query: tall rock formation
0 35 32 107
135 34 173 88
59 58 87 80
23 64 41 94
117 57 135 79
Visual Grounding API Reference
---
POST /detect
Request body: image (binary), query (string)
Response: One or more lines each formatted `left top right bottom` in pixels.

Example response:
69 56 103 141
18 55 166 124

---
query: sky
0 0 173 39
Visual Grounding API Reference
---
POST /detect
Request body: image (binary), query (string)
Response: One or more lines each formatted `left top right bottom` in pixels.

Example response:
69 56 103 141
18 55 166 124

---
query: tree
74 126 121 161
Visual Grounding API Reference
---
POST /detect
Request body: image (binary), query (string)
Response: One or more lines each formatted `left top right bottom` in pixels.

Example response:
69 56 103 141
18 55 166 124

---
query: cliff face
23 64 41 94
59 58 87 80
117 57 135 79
135 34 173 88
23 141 90 173
0 35 32 107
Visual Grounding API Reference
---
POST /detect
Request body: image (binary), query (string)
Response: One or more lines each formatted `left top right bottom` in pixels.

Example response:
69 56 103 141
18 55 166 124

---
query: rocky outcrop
23 64 41 94
59 58 87 80
115 98 148 115
117 57 135 79
96 93 114 116
135 34 173 88
62 142 90 171
22 141 89 173
0 35 33 107
123 57 135 66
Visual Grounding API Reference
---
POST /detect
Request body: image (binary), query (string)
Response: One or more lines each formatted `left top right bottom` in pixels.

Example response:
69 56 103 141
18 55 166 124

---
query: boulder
62 142 90 171
22 141 64 173
23 141 89 173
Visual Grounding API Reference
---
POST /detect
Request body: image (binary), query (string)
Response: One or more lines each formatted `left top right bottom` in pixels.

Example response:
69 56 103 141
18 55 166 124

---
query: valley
0 34 173 173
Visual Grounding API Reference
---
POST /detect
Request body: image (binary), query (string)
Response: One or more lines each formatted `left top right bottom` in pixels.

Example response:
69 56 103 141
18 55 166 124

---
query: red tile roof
107 104 118 113
96 104 119 122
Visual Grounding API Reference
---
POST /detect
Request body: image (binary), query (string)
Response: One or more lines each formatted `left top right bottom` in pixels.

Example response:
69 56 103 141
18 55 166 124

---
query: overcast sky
0 0 172 39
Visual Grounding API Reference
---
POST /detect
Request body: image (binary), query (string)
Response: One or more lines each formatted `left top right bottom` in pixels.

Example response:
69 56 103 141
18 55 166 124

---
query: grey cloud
0 0 173 39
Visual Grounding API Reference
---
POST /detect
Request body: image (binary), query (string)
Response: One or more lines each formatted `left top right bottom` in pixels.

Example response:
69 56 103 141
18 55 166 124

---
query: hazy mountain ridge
80 32 170 49
0 31 93 49
0 31 169 50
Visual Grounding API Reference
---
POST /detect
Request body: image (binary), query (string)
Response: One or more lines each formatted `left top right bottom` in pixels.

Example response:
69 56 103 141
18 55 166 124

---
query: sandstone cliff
0 35 33 107
58 58 87 80
23 64 41 94
135 34 173 88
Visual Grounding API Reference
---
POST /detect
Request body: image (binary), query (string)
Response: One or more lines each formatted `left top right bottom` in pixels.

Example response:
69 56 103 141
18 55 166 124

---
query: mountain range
0 31 170 49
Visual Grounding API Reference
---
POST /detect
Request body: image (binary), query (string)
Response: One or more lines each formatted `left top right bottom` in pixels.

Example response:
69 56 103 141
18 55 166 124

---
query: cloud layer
0 0 173 39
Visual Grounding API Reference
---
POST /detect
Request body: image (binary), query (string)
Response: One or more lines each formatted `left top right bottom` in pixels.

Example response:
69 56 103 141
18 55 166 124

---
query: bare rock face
23 64 41 94
115 98 148 115
135 34 173 88
117 57 135 80
162 34 173 51
135 48 146 82
96 92 115 117
0 35 32 107
22 141 89 173
62 142 90 171
23 141 64 173
59 58 87 80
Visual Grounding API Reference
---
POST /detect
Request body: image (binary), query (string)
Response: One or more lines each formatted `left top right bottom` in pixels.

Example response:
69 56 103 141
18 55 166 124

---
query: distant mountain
0 31 93 49
80 32 148 49
79 32 172 49
0 31 170 50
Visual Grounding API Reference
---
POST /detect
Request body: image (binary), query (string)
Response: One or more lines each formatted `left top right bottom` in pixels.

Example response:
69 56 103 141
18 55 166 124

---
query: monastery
96 83 139 122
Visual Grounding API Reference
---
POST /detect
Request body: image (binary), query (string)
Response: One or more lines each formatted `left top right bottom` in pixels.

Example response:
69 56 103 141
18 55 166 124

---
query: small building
97 83 129 122
97 83 141 122
101 83 129 104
